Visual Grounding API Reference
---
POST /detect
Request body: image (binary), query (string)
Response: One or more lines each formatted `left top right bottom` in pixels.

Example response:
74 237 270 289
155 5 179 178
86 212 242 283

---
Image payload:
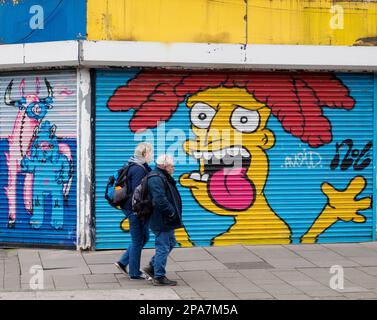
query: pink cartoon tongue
208 167 255 211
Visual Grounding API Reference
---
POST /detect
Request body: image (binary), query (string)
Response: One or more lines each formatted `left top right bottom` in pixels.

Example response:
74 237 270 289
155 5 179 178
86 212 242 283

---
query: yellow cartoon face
180 87 275 215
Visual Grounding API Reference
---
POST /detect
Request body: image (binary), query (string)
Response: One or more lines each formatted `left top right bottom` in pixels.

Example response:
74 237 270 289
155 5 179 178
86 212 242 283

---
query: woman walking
115 142 153 280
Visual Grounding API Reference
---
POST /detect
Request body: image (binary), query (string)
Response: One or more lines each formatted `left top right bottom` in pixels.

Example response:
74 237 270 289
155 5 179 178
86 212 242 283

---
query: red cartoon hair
107 70 355 148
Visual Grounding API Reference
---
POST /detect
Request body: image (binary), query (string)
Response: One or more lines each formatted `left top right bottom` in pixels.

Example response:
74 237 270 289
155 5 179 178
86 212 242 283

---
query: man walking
143 154 183 286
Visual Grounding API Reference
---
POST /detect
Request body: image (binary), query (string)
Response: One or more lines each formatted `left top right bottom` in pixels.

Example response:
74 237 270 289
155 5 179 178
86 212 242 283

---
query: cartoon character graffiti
3 78 73 228
20 121 71 229
107 70 372 245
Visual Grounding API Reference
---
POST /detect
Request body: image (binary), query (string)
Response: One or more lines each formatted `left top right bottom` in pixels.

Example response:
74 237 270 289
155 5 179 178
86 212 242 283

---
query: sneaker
142 265 154 279
114 262 128 275
153 276 177 286
130 273 149 280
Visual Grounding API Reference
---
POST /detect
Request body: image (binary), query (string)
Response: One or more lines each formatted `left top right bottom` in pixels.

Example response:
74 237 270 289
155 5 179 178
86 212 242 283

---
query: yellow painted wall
87 0 246 43
248 0 377 45
87 0 377 46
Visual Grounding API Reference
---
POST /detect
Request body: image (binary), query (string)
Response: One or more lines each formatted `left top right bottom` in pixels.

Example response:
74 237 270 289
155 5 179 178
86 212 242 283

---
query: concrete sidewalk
2 242 377 300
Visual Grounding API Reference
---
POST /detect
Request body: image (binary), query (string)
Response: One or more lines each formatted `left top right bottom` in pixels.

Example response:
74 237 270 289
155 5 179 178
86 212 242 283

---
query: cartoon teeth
189 146 250 160
189 172 210 182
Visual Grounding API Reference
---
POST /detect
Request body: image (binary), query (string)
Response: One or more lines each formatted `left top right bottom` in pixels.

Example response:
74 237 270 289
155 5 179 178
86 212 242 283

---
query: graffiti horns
4 78 54 110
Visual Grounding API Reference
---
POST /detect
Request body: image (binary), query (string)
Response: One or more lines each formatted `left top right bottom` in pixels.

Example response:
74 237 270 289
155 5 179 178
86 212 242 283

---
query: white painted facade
0 40 377 71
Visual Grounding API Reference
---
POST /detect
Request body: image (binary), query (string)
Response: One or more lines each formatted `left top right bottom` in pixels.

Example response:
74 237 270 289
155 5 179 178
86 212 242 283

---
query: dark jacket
147 167 183 232
123 158 151 213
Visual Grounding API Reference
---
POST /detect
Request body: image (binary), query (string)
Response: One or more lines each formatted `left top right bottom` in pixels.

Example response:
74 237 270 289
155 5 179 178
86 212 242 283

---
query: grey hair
156 154 174 167
134 142 153 158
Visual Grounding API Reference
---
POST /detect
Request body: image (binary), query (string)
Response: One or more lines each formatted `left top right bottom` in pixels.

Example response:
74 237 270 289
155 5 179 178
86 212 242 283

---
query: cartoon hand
301 176 371 243
321 176 371 223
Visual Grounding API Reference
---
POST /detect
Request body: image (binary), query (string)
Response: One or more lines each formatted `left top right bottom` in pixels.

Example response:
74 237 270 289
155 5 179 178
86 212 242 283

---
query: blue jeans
119 212 150 277
150 229 176 278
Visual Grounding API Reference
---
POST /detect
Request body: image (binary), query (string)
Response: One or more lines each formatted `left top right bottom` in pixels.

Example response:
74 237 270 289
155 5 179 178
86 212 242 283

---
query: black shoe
114 262 128 275
153 276 177 286
142 265 154 279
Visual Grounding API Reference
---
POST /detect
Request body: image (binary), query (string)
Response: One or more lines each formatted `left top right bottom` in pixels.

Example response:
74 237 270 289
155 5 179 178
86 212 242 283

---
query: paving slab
17 250 42 275
176 259 227 271
204 245 263 263
294 250 360 267
273 294 312 300
304 289 345 298
4 256 20 276
348 257 377 266
358 242 377 251
208 270 245 279
343 292 377 299
172 287 201 299
297 267 363 290
247 245 307 259
21 273 55 291
39 250 87 269
42 266 91 276
170 247 214 262
0 250 6 259
165 271 182 280
334 286 370 293
53 275 88 290
197 290 239 300
178 271 227 292
88 264 122 274
3 275 20 291
84 274 119 284
357 267 377 276
82 252 121 265
224 261 274 270
5 249 19 258
341 268 377 289
214 276 266 294
0 260 4 289
321 244 377 258
258 283 303 296
0 288 180 300
88 283 122 289
238 269 287 285
262 258 314 268
236 292 274 300
283 244 326 252
0 291 37 300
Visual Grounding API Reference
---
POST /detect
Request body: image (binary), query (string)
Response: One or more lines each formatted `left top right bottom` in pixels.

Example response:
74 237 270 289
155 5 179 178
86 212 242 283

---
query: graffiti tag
330 139 372 171
282 148 322 169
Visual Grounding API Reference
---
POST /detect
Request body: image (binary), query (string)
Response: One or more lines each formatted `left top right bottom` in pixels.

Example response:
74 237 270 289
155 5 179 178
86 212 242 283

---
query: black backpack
132 173 166 220
104 163 147 210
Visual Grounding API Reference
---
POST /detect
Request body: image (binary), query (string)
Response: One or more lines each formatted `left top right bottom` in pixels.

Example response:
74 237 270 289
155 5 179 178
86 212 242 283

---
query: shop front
94 69 375 249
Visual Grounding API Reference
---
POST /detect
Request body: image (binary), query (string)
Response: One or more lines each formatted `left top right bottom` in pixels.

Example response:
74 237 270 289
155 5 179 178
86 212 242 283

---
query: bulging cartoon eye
190 103 216 129
230 107 260 133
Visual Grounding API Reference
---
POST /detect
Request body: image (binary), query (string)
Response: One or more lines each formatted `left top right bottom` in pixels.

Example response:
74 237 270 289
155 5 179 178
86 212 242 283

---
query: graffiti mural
95 69 374 249
20 121 72 229
0 72 77 246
